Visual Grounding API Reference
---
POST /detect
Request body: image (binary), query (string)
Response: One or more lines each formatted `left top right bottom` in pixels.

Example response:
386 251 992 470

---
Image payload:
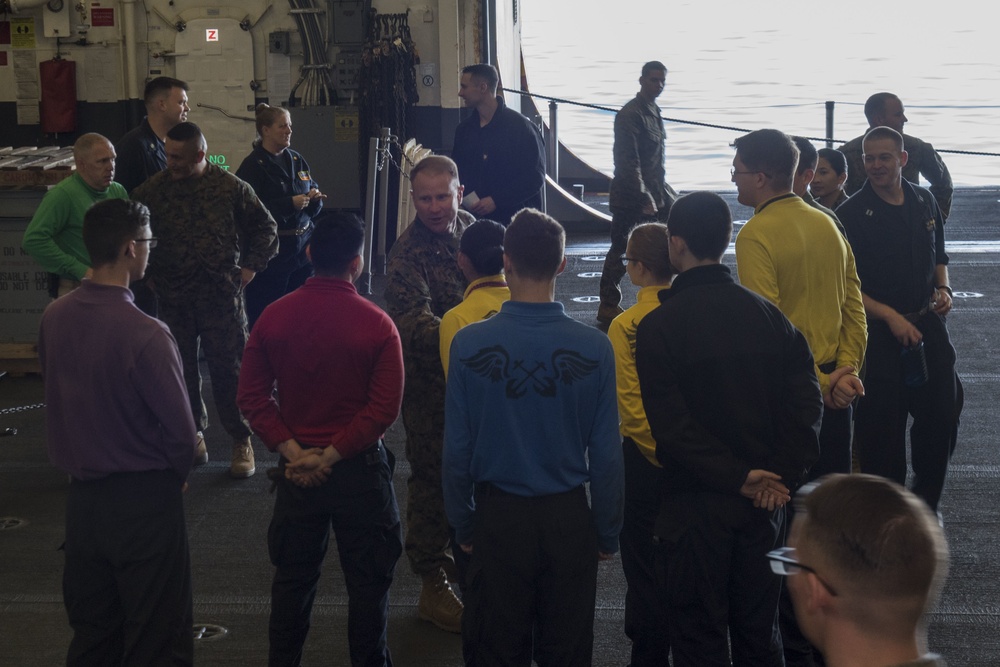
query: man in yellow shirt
732 128 867 666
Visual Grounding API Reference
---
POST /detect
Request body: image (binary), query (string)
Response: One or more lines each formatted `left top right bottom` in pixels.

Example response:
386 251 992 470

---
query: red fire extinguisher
40 58 77 133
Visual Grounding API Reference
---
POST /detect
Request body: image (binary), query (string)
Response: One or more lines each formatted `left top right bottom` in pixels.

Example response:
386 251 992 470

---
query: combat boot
231 438 255 478
418 567 463 633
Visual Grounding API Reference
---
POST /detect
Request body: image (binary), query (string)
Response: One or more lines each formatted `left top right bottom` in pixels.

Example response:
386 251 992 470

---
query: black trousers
63 470 193 667
268 442 402 667
779 402 852 667
655 491 785 667
856 313 958 511
619 438 669 666
245 252 313 331
463 484 599 667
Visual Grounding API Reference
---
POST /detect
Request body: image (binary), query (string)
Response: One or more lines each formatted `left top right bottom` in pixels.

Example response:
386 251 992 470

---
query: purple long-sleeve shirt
38 281 197 482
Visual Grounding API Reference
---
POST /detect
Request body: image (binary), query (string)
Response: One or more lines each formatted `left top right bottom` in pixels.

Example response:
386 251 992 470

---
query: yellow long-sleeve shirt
439 274 511 376
735 194 867 395
608 284 671 467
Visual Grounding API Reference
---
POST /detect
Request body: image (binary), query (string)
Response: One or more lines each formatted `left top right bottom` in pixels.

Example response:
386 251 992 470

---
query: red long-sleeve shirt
237 277 404 459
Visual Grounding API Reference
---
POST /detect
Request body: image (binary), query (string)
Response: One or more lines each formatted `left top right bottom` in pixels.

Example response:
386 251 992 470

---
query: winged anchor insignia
460 346 600 399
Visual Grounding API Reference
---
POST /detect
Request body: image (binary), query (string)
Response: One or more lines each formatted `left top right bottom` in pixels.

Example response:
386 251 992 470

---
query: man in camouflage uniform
132 122 277 479
384 155 473 634
839 92 953 219
598 61 677 325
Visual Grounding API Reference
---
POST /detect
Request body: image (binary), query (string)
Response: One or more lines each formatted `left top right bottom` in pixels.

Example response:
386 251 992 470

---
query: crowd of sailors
20 65 954 667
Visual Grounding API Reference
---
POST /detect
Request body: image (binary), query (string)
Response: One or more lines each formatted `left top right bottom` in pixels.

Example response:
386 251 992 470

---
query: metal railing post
547 100 559 182
825 101 835 148
376 127 391 275
361 135 380 295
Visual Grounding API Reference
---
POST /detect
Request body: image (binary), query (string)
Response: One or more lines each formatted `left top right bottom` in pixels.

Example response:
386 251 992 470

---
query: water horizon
521 0 1000 191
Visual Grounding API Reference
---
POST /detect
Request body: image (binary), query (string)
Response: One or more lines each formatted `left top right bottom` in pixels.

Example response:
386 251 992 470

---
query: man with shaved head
22 133 128 297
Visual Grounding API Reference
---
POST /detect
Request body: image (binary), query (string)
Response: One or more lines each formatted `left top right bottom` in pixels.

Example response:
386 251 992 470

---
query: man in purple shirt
38 198 198 666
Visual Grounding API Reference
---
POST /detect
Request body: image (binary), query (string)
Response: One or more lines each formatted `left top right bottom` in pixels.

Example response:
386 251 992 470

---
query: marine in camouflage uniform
385 209 474 579
599 62 676 323
132 130 277 452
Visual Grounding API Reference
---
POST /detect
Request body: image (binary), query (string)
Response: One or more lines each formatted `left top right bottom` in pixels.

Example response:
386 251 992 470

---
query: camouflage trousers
599 208 658 308
401 395 455 577
158 288 252 442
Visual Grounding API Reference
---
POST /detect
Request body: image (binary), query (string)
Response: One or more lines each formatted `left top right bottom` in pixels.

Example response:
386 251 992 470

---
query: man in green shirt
22 133 128 296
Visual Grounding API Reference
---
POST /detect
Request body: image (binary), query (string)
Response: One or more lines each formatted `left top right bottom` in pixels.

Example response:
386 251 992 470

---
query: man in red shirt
238 212 404 666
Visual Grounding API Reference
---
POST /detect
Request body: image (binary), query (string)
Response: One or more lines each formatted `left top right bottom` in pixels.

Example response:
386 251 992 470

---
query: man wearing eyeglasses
836 127 958 515
38 199 198 665
770 473 948 667
635 191 821 667
732 128 868 666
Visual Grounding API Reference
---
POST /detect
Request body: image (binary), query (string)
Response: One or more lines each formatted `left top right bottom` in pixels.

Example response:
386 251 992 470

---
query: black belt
818 361 837 374
277 222 313 237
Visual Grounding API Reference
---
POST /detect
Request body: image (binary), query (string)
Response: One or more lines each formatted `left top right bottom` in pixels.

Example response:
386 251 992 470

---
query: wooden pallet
0 146 75 187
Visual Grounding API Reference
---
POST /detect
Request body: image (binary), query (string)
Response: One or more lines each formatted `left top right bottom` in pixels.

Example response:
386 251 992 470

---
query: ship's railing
502 87 1000 183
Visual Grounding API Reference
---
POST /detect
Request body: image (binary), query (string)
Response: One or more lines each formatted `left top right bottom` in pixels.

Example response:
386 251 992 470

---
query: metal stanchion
360 135 380 295
547 100 559 182
826 101 835 149
376 127 391 275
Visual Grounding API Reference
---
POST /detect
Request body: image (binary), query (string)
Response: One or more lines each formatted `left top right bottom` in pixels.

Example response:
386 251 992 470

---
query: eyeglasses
135 237 158 249
619 254 637 266
766 546 838 596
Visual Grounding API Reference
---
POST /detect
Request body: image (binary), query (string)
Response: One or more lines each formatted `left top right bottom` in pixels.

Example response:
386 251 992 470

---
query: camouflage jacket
133 164 278 296
384 212 474 375
840 132 953 219
609 94 674 214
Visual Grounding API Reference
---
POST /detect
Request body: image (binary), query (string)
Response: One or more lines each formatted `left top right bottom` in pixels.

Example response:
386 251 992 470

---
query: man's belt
277 222 313 237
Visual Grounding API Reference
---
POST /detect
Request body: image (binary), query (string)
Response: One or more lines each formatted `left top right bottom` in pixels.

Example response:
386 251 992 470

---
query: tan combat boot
417 567 463 633
230 437 255 478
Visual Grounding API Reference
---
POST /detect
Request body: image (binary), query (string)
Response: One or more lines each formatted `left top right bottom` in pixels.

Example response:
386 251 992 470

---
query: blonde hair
254 103 290 144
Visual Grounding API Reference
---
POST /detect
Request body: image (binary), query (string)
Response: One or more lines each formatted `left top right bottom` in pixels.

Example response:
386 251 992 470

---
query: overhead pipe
121 0 139 102
3 0 64 11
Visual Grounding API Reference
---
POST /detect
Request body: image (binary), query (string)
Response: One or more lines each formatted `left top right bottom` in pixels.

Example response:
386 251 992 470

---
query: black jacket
452 96 545 225
115 117 165 194
838 179 946 315
635 264 821 496
236 145 322 258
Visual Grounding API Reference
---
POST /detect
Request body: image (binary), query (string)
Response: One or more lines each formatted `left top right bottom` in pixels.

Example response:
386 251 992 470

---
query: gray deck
2 188 999 665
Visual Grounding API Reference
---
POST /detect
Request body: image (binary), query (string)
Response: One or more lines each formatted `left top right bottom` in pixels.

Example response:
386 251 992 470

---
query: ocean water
520 0 1000 190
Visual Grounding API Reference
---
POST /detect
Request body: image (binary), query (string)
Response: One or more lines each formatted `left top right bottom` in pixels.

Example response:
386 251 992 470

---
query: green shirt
22 173 128 280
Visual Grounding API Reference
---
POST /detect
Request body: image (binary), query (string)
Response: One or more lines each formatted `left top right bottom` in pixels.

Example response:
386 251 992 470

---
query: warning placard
334 109 359 142
92 8 115 28
11 17 35 49
0 226 50 343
